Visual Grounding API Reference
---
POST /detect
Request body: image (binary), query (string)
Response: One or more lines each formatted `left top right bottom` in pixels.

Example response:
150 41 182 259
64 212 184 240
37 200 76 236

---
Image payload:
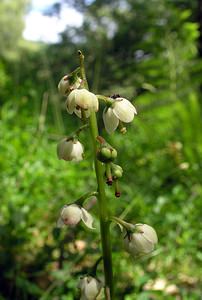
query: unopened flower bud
78 276 103 300
58 74 82 96
97 143 117 163
57 138 84 162
124 224 158 257
111 163 123 179
100 147 112 159
57 204 94 229
110 148 117 159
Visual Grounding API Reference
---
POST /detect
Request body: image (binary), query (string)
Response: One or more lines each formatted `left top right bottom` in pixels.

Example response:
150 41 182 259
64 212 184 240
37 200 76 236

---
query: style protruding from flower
57 138 84 162
111 164 123 197
78 275 103 300
57 204 94 229
124 223 158 257
66 89 99 118
103 95 137 134
58 74 82 96
104 163 123 196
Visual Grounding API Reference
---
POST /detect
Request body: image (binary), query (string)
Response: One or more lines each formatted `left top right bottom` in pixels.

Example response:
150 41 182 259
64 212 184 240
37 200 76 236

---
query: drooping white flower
103 97 137 134
58 75 82 96
57 138 84 162
57 204 94 229
66 89 99 117
124 224 158 257
78 276 103 300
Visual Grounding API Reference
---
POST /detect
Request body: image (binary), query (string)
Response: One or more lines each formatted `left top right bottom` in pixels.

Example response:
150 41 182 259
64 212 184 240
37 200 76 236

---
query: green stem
78 50 114 299
96 94 114 105
78 50 89 89
89 112 114 299
111 216 135 232
90 256 103 277
73 124 89 137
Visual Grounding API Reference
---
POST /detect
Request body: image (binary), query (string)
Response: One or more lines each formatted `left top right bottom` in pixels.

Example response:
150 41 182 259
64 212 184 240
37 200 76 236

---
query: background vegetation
0 0 201 299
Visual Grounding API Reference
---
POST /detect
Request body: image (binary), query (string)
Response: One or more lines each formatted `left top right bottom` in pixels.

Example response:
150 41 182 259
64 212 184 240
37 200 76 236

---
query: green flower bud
96 137 118 163
101 147 112 159
111 148 117 159
111 163 123 179
97 146 117 163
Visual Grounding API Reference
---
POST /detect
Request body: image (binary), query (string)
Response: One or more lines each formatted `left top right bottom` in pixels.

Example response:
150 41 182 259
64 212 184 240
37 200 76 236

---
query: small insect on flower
78 275 103 300
58 75 82 96
57 204 94 229
124 223 158 257
103 96 137 134
66 89 99 118
57 138 84 162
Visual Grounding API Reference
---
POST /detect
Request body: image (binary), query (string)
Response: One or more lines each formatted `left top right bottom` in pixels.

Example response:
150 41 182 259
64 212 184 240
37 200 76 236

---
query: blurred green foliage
0 0 202 299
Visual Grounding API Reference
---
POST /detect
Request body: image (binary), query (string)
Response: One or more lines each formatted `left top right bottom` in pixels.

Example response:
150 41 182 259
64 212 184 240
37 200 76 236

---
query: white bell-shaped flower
58 75 82 96
57 204 94 229
66 89 99 117
78 276 103 300
103 97 137 134
124 224 158 256
57 138 84 162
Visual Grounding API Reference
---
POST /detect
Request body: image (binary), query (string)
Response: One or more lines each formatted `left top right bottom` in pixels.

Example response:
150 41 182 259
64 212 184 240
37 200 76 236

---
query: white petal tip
81 208 95 229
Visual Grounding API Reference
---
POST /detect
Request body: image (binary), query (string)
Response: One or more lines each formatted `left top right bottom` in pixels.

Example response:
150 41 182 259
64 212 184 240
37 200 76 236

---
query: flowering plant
55 51 158 299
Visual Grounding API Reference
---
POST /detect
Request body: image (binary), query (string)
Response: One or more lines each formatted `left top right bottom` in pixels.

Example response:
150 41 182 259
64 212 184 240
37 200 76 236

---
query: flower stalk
78 50 114 299
111 216 135 232
56 50 158 299
75 191 98 206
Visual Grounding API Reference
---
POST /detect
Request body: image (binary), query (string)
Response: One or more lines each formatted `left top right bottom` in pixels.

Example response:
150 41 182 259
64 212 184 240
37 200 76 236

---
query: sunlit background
23 0 83 43
0 0 202 299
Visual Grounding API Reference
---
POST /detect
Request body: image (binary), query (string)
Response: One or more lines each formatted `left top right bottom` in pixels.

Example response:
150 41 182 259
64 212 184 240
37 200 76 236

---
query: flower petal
117 98 137 114
90 94 99 112
58 75 70 96
74 107 91 118
103 107 119 134
74 107 82 118
56 217 65 228
78 276 87 290
132 233 154 253
61 204 82 226
80 208 95 229
140 224 158 244
67 90 77 113
71 142 84 161
65 98 74 114
75 89 90 109
113 98 136 123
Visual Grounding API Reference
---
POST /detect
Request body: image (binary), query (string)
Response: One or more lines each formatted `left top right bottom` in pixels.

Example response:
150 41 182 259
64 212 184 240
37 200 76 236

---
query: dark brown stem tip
106 178 113 186
115 191 121 197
